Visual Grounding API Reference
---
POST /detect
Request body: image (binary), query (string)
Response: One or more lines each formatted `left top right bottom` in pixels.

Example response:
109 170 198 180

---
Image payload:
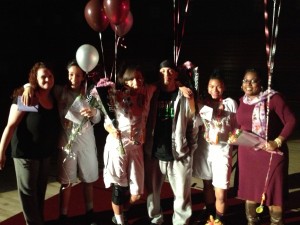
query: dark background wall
1 0 299 135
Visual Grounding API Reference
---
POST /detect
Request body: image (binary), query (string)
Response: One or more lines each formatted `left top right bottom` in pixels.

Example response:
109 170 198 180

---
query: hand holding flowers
80 107 97 118
227 129 283 155
93 77 125 155
63 93 101 159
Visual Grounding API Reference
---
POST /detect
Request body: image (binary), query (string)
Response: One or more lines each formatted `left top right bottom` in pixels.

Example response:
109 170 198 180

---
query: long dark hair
66 59 86 94
12 62 54 98
117 62 144 89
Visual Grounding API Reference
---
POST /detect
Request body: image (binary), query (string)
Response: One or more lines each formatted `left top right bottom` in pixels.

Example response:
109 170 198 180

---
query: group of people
0 58 297 225
0 60 101 225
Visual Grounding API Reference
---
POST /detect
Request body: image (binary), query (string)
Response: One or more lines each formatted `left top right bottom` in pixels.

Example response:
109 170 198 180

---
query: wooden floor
1 132 300 223
0 158 61 222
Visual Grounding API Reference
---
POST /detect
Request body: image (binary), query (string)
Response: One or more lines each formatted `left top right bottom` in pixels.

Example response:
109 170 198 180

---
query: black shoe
58 214 68 225
86 210 98 225
123 210 129 223
193 214 214 225
60 214 68 220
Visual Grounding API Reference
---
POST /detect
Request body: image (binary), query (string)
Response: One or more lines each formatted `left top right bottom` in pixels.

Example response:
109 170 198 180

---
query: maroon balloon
111 11 133 37
103 0 130 25
84 0 109 32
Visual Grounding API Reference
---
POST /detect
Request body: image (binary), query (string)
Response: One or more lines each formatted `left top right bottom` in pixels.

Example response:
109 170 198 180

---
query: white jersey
193 97 238 189
103 84 156 194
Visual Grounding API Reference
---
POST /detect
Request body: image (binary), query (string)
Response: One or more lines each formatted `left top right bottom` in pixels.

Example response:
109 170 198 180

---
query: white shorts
58 135 99 184
103 135 144 195
193 139 232 189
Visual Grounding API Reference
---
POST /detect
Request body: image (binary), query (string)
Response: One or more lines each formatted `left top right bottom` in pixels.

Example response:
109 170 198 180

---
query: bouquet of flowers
93 77 125 155
228 129 283 155
93 78 116 120
227 128 243 144
227 129 265 148
63 93 101 159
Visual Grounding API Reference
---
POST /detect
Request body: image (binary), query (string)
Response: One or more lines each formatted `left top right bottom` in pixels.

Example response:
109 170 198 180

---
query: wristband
274 138 282 148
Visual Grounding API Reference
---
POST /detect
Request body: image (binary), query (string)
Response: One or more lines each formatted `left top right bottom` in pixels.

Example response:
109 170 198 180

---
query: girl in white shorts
102 64 156 225
193 70 237 225
57 60 101 223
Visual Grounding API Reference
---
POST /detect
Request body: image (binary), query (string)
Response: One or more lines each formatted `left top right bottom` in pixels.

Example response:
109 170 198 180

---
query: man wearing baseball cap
144 59 199 225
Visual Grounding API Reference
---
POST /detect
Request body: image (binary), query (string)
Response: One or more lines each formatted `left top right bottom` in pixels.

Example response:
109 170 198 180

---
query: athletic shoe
112 211 129 225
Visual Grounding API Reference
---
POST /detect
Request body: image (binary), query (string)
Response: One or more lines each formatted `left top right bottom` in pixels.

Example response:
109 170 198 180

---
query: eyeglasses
242 79 259 84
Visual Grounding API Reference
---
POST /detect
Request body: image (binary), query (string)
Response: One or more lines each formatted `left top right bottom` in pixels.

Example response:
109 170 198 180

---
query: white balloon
76 44 99 72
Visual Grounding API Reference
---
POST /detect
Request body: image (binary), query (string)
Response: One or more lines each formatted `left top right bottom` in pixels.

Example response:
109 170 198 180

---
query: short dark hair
117 63 143 86
67 59 79 70
209 68 225 84
159 59 177 71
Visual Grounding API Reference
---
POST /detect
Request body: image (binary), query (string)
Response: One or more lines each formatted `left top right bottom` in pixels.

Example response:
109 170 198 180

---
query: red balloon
103 0 130 25
111 11 133 37
84 0 109 32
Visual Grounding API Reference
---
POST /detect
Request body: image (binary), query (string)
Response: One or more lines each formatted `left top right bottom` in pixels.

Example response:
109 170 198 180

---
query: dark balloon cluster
84 0 132 37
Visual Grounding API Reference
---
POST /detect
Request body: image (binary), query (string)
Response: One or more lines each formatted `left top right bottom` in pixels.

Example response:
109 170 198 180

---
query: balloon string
84 79 87 96
173 0 190 65
177 0 180 25
110 30 120 83
176 0 181 64
176 0 190 65
115 36 121 83
114 30 117 82
260 151 273 207
264 0 271 143
173 0 177 64
269 0 281 74
98 32 107 78
175 0 180 65
260 0 281 209
265 0 281 143
264 0 270 63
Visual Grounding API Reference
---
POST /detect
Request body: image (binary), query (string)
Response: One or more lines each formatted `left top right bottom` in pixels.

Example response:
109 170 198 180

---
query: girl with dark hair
103 63 157 225
0 62 60 225
193 70 238 225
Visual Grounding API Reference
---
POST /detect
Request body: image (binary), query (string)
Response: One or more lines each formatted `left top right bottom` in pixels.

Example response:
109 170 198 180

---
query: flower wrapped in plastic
227 128 265 148
63 93 101 159
95 78 117 117
227 129 283 155
227 128 242 144
93 77 125 155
